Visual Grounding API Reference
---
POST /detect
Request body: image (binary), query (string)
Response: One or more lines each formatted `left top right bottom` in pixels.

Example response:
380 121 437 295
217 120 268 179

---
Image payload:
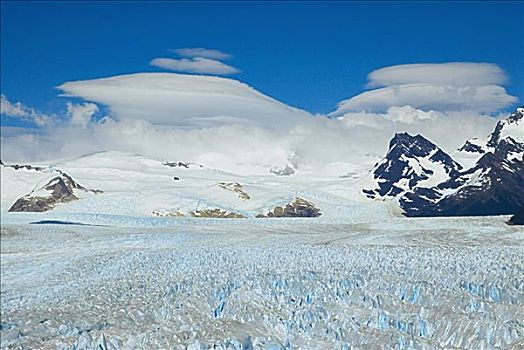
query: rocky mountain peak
388 133 435 156
367 112 524 217
508 106 524 124
8 172 102 212
364 133 461 199
460 106 524 154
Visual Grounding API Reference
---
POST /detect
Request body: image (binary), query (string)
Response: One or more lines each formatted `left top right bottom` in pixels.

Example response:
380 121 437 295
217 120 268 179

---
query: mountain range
1 107 522 220
365 107 523 217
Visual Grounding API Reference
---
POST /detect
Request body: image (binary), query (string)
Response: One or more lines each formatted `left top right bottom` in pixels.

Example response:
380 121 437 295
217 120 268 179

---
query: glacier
1 217 523 349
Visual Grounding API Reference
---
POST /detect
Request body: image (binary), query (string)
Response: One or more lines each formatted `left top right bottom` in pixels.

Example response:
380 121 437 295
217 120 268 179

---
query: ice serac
366 107 524 217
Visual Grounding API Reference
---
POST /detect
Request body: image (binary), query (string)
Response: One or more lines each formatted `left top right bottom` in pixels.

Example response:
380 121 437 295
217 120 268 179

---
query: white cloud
57 73 311 128
150 57 239 75
170 48 232 60
332 84 517 115
0 69 509 171
382 105 437 123
1 102 501 173
67 102 99 128
338 106 499 152
1 95 54 126
367 62 507 88
332 62 518 115
1 95 27 117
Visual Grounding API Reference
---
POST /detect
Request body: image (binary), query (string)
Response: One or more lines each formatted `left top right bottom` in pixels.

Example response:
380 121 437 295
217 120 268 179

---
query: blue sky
1 0 523 120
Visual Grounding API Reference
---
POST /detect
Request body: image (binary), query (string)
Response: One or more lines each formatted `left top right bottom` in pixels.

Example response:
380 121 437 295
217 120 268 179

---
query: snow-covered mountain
1 162 102 213
1 151 387 221
363 132 462 199
459 107 524 154
365 107 524 216
2 107 522 220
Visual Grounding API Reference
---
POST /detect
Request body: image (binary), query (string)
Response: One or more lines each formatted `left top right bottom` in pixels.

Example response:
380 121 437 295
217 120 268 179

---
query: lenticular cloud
366 62 508 88
57 73 312 128
331 62 517 115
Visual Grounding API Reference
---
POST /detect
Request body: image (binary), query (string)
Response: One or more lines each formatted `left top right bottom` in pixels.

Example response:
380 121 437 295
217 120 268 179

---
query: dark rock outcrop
405 139 524 216
257 198 321 218
459 106 523 155
364 133 461 199
458 139 484 154
508 207 524 225
0 160 44 171
162 161 202 169
9 177 78 212
269 165 295 176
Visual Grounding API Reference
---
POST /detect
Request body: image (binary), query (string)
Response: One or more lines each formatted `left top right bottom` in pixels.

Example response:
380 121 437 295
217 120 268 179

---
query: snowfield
1 150 523 349
1 217 523 350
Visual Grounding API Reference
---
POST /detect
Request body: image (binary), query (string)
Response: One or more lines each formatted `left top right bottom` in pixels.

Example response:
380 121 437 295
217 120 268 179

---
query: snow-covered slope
1 151 389 222
3 107 521 220
1 163 102 213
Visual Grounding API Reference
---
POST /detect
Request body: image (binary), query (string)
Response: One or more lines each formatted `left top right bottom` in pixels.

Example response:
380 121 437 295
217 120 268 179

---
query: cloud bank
332 63 517 115
1 98 500 173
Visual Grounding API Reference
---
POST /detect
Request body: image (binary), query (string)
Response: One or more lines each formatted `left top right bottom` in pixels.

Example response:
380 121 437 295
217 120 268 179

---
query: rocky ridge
365 107 524 217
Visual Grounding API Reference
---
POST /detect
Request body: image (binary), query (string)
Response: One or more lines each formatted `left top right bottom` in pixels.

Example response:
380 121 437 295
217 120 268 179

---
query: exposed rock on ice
0 161 45 172
257 197 321 218
162 161 202 169
217 182 250 200
269 165 296 176
8 173 102 212
189 208 245 218
152 210 186 217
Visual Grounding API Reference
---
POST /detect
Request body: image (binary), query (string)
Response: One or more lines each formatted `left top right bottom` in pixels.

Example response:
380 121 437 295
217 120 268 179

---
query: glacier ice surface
1 218 523 349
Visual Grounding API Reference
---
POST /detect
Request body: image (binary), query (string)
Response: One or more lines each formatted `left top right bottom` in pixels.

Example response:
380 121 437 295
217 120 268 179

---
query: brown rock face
9 177 78 212
152 210 185 217
217 182 250 200
189 208 245 218
8 173 102 213
257 198 321 218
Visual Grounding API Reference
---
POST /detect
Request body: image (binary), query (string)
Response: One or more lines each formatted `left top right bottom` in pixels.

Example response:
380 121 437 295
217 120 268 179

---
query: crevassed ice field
1 216 523 350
